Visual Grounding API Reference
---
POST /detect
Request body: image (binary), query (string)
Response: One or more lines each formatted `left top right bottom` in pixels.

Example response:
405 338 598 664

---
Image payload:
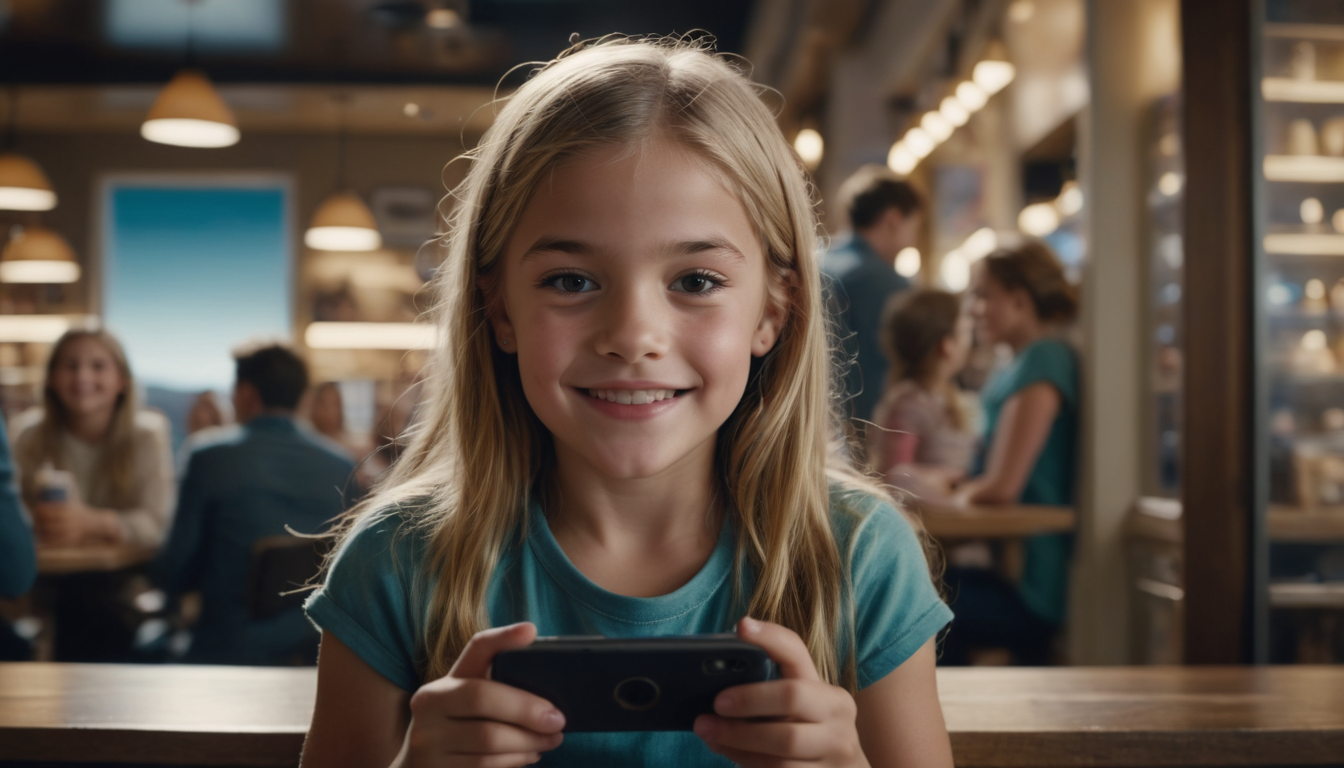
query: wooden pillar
1179 0 1257 664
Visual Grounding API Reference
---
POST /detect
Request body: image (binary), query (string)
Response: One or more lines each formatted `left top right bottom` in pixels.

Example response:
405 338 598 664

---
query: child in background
301 36 953 768
867 289 977 500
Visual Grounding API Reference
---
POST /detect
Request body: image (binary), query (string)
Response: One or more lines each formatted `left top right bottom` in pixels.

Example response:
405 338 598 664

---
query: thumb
448 622 537 679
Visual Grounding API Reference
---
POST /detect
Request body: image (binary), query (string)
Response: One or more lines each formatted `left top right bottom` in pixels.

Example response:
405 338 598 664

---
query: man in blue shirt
155 344 357 665
821 167 926 429
0 417 36 660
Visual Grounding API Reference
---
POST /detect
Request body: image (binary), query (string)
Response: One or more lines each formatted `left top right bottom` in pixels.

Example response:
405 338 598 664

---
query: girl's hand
34 501 120 546
694 617 869 768
393 622 565 768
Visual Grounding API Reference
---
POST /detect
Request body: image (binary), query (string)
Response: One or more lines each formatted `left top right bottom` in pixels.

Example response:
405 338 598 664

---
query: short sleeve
1004 339 1078 408
835 491 953 689
304 509 427 692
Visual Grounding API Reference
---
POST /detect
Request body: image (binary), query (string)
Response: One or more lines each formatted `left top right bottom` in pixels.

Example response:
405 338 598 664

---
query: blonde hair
33 328 140 506
331 36 930 690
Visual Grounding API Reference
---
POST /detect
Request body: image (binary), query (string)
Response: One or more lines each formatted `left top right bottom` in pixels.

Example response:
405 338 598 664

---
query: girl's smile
490 137 784 481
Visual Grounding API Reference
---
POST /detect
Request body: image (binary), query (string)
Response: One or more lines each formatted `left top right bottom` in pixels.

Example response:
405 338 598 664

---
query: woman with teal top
944 240 1079 665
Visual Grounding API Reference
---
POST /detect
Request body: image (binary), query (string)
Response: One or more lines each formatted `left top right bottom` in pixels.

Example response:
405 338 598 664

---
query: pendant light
0 225 81 284
0 89 57 211
141 0 239 148
305 95 381 251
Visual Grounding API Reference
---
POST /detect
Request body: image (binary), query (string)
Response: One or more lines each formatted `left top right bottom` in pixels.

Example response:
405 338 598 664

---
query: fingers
425 678 564 734
736 617 820 682
450 622 537 679
440 719 563 755
445 752 542 768
695 715 838 761
713 679 853 722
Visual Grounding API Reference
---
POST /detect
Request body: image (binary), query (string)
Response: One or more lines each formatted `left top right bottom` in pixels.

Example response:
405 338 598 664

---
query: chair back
245 535 328 620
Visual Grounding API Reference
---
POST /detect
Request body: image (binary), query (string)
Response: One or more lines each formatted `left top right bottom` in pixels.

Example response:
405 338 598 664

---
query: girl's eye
542 273 598 294
671 271 725 295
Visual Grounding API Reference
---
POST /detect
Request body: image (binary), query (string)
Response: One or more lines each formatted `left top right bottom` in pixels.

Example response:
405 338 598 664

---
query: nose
594 283 670 363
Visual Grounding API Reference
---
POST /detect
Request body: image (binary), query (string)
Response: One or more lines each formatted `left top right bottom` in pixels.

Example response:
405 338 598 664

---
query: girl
866 289 977 500
13 328 175 548
302 37 953 768
944 242 1079 666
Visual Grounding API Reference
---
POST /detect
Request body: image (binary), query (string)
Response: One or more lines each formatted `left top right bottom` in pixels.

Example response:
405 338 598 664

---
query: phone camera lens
729 658 748 672
613 677 661 711
702 658 729 674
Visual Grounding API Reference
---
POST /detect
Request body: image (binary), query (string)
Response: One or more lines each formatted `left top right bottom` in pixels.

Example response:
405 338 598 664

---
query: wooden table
5 663 1343 766
919 501 1076 540
36 544 156 575
1129 498 1344 544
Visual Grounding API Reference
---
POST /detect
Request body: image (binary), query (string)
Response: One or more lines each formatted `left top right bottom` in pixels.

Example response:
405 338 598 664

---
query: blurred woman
13 328 175 548
943 241 1080 666
866 289 977 500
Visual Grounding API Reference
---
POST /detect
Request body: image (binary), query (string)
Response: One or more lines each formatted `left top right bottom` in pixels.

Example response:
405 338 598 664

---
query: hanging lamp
0 225 81 284
972 40 1017 96
305 95 381 251
141 1 239 148
0 89 57 211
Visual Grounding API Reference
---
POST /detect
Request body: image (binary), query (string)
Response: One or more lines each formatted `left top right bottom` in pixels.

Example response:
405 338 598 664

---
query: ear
477 276 517 354
751 274 792 358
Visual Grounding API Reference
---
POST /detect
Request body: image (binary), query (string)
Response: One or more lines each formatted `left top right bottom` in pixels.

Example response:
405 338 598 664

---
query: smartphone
491 635 778 732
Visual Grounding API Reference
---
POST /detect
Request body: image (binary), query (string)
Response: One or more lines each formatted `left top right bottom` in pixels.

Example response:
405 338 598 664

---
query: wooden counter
4 663 1344 766
37 544 156 575
918 501 1076 540
1129 498 1344 544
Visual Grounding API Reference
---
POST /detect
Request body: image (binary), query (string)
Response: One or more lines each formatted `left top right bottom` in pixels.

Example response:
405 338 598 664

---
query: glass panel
1257 0 1344 663
1146 95 1184 498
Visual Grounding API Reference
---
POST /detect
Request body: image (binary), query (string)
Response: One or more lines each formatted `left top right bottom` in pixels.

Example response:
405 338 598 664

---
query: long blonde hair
33 328 140 507
332 36 929 689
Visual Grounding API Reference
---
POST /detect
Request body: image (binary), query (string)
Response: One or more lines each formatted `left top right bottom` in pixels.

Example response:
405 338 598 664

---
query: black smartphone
491 635 778 732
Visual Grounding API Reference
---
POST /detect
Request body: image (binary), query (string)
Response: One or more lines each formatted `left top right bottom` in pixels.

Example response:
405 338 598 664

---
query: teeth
586 388 678 404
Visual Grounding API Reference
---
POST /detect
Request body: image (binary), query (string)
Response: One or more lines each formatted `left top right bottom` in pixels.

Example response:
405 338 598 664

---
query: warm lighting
1 226 81 283
1265 155 1344 182
1306 278 1326 300
403 102 421 117
1158 171 1183 197
305 321 436 350
956 81 989 112
904 127 936 159
425 8 462 29
940 250 971 292
921 111 953 143
1264 233 1344 255
305 192 382 251
1303 329 1327 351
1056 181 1084 217
939 96 970 127
973 60 1016 96
1019 202 1061 237
0 315 74 343
1008 0 1035 22
1302 197 1325 225
962 227 998 261
793 128 824 169
894 247 921 277
0 154 57 211
1262 77 1344 104
887 142 917 175
141 70 240 148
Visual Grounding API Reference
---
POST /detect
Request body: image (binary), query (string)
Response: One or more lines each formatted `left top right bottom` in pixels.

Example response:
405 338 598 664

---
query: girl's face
969 266 1032 346
492 139 784 482
942 312 974 373
50 336 126 420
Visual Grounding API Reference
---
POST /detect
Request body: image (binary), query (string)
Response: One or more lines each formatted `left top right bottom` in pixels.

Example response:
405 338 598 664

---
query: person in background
867 289 977 500
154 344 357 665
13 328 175 547
0 416 37 660
942 241 1080 666
309 382 345 445
186 391 227 436
822 166 925 430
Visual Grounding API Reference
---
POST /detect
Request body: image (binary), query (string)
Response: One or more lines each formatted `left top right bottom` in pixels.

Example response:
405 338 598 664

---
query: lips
586 388 679 405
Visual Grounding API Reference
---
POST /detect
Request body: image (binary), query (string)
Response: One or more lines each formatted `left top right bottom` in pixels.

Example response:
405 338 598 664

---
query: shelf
1262 77 1344 103
1265 232 1344 255
1264 155 1344 182
1265 22 1344 42
304 321 436 350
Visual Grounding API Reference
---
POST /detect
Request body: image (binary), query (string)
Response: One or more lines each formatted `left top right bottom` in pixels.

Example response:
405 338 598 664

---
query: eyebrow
519 236 747 264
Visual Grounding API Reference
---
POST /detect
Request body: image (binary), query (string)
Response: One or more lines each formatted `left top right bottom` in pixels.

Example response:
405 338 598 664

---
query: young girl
866 289 976 500
944 242 1079 666
302 37 953 768
13 328 174 548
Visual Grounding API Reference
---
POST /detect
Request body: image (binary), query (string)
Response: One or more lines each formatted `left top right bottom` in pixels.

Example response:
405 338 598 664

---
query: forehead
505 138 761 262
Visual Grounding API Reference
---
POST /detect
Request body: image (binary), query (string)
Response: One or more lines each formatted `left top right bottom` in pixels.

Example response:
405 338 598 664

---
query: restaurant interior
1 0 1343 766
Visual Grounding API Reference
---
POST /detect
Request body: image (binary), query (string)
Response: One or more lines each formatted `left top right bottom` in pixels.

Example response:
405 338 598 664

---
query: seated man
154 344 357 665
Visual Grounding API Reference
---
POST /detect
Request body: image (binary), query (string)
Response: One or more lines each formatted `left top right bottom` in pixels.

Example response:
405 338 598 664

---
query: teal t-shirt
304 486 951 767
976 337 1079 625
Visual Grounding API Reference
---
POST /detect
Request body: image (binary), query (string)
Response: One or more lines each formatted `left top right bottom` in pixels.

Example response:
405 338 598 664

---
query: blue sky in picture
105 185 291 393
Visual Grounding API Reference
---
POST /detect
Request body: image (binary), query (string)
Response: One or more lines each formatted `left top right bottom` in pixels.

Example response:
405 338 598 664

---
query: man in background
822 166 926 429
154 344 356 665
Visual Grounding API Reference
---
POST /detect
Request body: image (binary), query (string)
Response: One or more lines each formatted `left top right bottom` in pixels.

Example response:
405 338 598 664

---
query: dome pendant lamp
0 89 57 211
305 95 381 251
1 225 81 284
142 69 239 148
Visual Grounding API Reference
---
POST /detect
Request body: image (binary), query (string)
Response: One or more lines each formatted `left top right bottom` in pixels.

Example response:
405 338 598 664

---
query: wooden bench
3 663 1343 766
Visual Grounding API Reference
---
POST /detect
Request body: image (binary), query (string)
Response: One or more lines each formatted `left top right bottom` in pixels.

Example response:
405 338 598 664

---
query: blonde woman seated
13 328 174 548
866 289 977 500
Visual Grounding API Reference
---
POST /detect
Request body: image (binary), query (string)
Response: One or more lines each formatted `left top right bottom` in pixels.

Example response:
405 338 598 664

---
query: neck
1005 320 1045 354
854 229 895 266
66 408 115 444
246 408 294 423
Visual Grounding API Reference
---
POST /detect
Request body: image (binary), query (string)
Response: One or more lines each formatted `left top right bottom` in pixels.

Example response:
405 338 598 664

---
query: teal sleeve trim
305 590 421 692
856 601 953 690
